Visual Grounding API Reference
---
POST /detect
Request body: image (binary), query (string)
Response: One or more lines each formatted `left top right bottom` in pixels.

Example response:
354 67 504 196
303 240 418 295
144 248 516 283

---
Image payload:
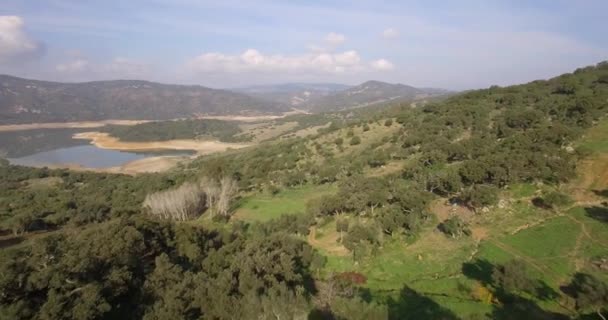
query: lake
8 145 195 168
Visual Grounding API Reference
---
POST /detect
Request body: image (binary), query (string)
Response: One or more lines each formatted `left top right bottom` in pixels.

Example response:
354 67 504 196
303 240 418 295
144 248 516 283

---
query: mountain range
303 81 450 112
0 75 450 124
0 75 284 124
234 83 352 107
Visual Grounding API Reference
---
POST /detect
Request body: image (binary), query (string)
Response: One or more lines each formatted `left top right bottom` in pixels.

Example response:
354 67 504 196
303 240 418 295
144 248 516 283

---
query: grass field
579 118 608 153
233 184 337 222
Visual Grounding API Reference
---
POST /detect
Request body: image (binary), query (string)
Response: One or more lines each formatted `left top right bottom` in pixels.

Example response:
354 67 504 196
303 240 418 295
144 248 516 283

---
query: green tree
334 137 344 147
492 260 535 294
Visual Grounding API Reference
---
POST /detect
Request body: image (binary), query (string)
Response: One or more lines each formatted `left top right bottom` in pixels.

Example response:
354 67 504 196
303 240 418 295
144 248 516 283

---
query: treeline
103 119 252 143
0 162 186 235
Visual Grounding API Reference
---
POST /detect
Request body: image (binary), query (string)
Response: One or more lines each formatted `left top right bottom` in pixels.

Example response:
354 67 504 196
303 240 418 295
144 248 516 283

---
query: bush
363 124 370 132
542 191 572 208
350 136 361 146
334 137 344 146
597 74 608 84
343 223 378 251
438 216 471 238
384 119 393 127
463 184 499 208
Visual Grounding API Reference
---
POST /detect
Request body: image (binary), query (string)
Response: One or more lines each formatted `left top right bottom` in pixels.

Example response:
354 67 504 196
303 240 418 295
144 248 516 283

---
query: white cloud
187 48 379 74
0 16 43 63
371 59 394 71
382 27 399 39
325 32 346 46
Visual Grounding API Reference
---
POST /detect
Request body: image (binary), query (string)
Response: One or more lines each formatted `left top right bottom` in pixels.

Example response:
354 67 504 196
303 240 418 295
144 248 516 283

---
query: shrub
541 191 572 208
438 216 471 238
384 119 393 127
350 136 361 146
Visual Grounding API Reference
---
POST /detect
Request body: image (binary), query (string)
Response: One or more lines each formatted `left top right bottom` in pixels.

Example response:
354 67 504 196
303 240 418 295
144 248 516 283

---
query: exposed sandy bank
73 132 251 155
0 119 151 132
35 155 187 175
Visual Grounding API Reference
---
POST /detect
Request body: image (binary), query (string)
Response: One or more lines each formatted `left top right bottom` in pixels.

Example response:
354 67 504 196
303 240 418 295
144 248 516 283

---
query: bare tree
143 182 206 221
217 176 238 217
199 177 220 215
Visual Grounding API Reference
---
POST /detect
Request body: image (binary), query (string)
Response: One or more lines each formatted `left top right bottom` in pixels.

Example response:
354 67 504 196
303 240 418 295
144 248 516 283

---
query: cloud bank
0 16 44 63
187 46 393 75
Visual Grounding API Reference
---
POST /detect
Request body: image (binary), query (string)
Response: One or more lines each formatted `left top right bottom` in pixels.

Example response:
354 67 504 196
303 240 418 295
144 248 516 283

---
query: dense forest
1 62 608 319
103 119 251 143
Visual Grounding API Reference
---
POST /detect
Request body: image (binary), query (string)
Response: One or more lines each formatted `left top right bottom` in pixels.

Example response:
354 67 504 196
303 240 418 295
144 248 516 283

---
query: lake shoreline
73 132 251 155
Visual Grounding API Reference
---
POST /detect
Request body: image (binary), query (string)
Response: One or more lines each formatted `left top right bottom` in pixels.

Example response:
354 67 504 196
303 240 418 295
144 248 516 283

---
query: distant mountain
304 80 450 112
0 75 286 124
234 83 351 107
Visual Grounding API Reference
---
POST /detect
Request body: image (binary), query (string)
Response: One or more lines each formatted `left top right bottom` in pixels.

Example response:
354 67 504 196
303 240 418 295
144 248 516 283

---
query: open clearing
233 184 337 222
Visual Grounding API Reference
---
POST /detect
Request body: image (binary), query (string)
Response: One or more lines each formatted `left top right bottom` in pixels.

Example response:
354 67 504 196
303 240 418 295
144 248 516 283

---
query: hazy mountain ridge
0 75 286 124
234 83 351 107
303 80 451 112
236 81 451 111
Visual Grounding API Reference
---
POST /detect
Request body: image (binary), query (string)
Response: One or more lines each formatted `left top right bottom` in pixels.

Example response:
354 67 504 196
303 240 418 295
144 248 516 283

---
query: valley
1 62 608 320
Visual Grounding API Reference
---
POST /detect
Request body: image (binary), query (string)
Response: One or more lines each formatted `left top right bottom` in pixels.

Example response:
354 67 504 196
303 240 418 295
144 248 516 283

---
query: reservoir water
8 145 194 168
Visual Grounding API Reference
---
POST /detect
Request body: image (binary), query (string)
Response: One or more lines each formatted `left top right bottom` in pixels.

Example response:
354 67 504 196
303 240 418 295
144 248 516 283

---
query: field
233 184 337 222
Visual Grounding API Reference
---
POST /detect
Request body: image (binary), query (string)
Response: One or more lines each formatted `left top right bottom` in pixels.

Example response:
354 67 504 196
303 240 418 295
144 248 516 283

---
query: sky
0 0 606 90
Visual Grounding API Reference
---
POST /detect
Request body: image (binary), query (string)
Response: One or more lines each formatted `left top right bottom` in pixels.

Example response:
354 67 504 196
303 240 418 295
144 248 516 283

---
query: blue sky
0 0 606 89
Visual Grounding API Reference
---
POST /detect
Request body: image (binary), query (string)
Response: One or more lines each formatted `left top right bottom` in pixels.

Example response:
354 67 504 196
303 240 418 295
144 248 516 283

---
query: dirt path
307 227 349 256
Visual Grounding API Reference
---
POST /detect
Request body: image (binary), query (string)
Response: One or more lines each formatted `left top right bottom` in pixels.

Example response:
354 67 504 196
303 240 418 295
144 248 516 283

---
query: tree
334 137 344 147
491 260 535 294
217 176 238 217
336 218 349 243
143 182 206 221
461 184 499 209
438 216 471 239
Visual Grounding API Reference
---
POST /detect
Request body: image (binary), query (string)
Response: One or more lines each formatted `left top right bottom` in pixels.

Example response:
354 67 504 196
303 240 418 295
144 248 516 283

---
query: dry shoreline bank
72 132 251 155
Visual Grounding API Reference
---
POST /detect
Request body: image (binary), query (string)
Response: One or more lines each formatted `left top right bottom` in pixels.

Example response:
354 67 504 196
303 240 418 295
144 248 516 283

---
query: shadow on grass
462 259 494 286
592 189 608 198
585 206 608 223
386 285 460 320
462 259 568 320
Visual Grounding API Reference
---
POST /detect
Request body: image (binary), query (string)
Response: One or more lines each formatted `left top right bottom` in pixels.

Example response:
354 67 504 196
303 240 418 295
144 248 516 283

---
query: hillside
234 83 351 107
1 62 608 319
304 80 450 112
0 75 286 124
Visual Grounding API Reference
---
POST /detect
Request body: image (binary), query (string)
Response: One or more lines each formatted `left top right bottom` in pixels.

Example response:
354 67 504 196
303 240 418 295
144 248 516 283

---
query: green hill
1 62 608 319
